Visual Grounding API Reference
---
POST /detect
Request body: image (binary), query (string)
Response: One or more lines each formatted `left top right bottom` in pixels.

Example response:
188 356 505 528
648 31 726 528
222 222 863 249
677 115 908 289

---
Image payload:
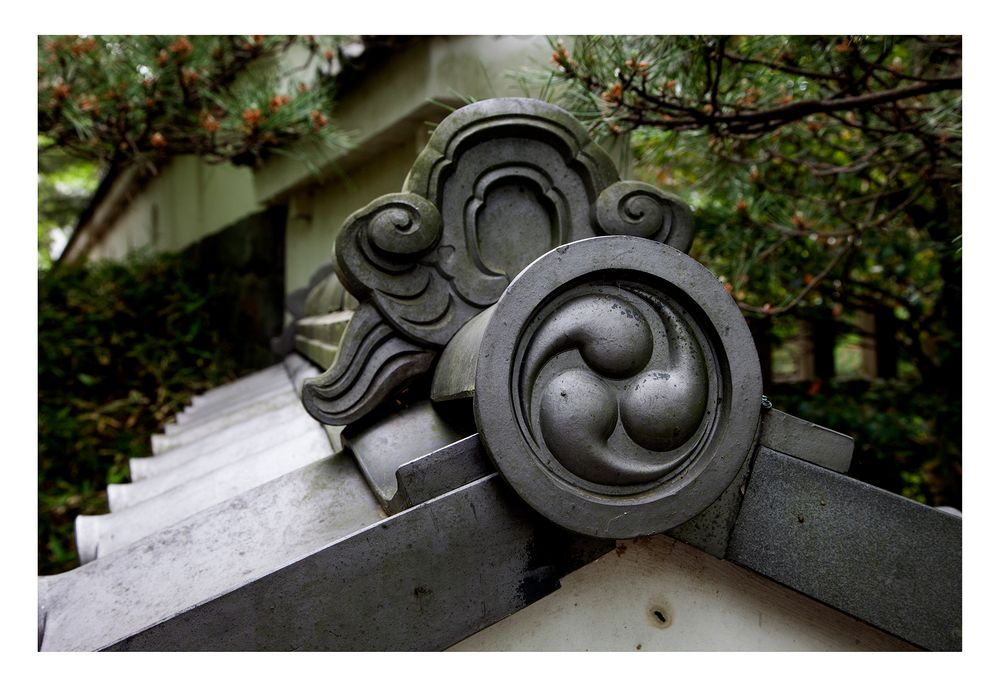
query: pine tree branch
739 243 853 316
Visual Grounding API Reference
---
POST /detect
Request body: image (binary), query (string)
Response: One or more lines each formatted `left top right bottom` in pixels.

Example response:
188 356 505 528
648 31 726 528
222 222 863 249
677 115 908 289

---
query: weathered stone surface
98 475 612 651
186 364 290 410
41 453 384 651
728 447 962 651
300 302 436 425
276 266 360 364
162 388 298 442
74 354 343 569
341 400 474 511
758 407 854 473
134 404 318 479
303 98 694 427
78 427 335 561
112 415 324 510
430 307 495 402
302 265 359 316
474 236 762 539
293 310 353 370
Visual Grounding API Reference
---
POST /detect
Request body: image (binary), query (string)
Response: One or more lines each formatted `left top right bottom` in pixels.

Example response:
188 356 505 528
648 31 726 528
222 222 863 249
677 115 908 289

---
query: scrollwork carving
336 193 442 293
301 302 436 425
361 194 442 264
304 99 701 427
595 181 695 252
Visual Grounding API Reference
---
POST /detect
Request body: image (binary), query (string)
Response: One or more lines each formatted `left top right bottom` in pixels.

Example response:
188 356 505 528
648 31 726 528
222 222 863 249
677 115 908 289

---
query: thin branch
722 77 960 130
739 243 853 315
722 51 843 82
615 75 961 137
710 38 727 117
749 233 791 265
766 223 856 238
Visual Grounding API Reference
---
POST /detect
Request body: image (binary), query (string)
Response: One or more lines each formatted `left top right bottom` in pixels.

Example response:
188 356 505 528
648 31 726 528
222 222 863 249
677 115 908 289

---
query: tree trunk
810 314 836 381
747 315 773 391
874 305 898 379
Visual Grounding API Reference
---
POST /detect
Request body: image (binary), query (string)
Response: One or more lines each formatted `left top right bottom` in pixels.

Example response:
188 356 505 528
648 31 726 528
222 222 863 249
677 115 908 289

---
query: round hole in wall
648 603 672 629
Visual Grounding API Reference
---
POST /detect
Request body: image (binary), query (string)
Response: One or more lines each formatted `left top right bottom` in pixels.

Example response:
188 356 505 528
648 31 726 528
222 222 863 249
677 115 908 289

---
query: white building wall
452 535 915 651
274 36 575 292
84 156 260 260
284 139 419 293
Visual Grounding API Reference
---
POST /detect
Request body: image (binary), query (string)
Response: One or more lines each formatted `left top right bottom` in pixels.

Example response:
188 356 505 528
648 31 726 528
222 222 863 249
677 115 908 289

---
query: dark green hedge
38 252 262 574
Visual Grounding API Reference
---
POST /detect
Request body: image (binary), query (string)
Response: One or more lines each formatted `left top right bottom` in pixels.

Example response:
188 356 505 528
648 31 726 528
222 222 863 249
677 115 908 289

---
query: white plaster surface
450 535 915 651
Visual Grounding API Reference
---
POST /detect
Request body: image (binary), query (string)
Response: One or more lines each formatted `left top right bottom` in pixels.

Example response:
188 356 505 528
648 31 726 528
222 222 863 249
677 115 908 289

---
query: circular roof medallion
474 236 762 538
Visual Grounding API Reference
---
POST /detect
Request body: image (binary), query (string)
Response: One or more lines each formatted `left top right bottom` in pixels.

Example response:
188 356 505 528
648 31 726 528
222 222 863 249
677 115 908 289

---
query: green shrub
38 252 260 574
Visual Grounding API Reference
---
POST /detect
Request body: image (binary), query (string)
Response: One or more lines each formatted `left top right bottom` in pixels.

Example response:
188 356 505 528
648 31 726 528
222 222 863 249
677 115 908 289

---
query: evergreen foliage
537 36 961 505
36 35 353 266
37 35 349 169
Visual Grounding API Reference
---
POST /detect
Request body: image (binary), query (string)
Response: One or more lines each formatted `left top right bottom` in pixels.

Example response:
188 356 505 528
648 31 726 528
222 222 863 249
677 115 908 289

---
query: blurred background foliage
37 142 99 270
35 34 354 574
37 35 348 168
533 35 961 507
38 35 961 573
38 253 258 574
36 34 351 270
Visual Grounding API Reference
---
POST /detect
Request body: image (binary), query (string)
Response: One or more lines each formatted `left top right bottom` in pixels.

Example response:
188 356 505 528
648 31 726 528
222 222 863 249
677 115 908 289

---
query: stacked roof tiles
38 354 386 651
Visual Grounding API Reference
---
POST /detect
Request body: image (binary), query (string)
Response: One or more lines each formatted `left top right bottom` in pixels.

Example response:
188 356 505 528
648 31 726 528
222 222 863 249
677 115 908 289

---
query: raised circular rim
473 235 762 538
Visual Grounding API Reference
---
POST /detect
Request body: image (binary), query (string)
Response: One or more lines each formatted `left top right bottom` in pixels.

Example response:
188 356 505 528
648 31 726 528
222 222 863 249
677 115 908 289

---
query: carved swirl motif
474 235 762 538
595 181 695 253
520 291 710 487
337 193 443 293
301 301 436 426
363 194 443 262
